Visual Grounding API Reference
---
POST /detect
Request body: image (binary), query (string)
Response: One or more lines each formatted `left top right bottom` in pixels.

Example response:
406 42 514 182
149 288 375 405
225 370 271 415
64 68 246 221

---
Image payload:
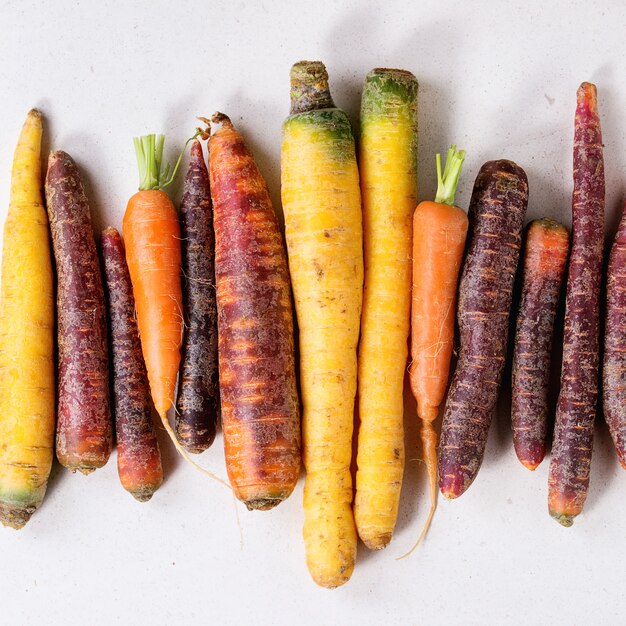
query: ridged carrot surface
355 68 418 550
282 61 363 588
0 110 55 528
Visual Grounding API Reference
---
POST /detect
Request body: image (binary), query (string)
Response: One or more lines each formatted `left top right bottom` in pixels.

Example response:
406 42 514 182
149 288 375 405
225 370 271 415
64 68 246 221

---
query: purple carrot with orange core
548 82 604 527
511 218 569 470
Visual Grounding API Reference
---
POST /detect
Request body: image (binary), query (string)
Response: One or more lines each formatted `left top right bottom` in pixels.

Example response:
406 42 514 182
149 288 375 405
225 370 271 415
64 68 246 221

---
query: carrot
603 201 626 468
281 61 363 588
46 151 112 474
354 68 418 550
176 139 219 454
511 218 569 471
0 110 55 528
210 113 300 510
438 159 528 499
408 145 468 544
549 83 604 526
101 227 163 501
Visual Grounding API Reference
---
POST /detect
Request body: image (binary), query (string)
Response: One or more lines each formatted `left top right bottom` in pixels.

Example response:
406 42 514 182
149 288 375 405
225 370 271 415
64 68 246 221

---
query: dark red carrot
176 139 219 454
210 112 301 510
548 82 604 527
511 218 569 470
603 201 626 469
101 227 163 501
548 83 604 526
45 151 112 474
438 159 528 499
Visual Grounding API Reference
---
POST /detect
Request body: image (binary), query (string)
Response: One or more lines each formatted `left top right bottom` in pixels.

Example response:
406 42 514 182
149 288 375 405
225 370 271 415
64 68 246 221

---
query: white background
0 1 625 624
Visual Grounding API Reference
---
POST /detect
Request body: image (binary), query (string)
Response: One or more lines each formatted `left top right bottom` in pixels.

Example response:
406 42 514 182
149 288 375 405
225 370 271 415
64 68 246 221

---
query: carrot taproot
438 159 528 499
603 201 626 469
176 139 219 454
0 110 55 528
46 151 112 474
512 218 569 471
210 112 300 510
407 145 468 544
101 227 163 501
354 68 418 550
282 61 363 588
549 82 604 526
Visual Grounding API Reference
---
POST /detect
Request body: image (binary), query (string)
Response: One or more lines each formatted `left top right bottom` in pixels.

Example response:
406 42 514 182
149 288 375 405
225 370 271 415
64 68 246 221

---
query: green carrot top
434 145 466 206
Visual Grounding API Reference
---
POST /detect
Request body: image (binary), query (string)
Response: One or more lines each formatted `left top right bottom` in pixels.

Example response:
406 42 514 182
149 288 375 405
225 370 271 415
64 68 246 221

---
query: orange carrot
407 146 467 548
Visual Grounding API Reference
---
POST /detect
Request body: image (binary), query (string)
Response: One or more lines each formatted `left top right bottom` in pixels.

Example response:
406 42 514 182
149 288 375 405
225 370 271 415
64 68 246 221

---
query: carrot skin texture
45 151 112 474
549 83 604 526
123 190 183 417
210 117 301 511
511 219 569 470
603 202 626 468
176 140 219 453
438 159 528 498
101 228 163 501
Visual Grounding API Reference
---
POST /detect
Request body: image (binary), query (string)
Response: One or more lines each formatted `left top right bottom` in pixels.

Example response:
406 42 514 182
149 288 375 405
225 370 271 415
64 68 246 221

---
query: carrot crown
290 61 335 114
434 145 466 206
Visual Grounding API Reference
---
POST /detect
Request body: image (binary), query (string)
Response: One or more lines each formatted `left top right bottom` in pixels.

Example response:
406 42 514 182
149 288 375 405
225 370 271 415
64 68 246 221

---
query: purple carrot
511 219 569 470
604 201 626 469
45 151 112 474
438 159 528 498
102 227 163 501
548 82 604 527
175 139 219 453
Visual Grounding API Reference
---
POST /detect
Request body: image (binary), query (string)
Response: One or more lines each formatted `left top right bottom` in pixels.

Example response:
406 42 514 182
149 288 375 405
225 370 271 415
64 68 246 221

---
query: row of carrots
0 61 618 589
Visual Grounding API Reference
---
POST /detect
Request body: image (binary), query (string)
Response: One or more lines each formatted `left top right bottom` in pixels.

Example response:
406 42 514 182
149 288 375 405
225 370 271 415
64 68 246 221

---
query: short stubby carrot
438 159 528 499
102 227 163 501
176 139 219 454
549 83 604 527
282 61 363 588
511 218 569 471
210 113 300 510
46 151 112 474
0 110 55 528
355 68 418 551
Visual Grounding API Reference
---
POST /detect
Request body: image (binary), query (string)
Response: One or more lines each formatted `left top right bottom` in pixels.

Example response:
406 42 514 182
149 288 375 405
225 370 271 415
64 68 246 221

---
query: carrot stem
434 145 466 205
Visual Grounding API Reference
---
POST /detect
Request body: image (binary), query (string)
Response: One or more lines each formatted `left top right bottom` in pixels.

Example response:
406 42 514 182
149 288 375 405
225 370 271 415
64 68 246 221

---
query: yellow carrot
0 110 55 529
355 68 418 550
281 61 363 588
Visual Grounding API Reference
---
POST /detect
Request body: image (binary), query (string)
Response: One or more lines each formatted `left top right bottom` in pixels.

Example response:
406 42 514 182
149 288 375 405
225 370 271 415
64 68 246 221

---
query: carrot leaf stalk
435 146 466 206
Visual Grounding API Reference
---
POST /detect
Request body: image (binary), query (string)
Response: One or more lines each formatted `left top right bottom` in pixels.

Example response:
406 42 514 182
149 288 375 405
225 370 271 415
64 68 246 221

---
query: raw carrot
354 68 418 550
438 159 528 499
282 61 363 588
176 139 219 454
46 151 112 474
0 110 55 528
101 227 163 501
549 82 604 526
210 112 300 510
511 218 569 471
408 145 468 542
603 201 626 468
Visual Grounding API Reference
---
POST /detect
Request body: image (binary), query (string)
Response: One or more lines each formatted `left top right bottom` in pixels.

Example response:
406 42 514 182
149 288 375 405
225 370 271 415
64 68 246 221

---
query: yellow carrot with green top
281 61 363 588
0 110 55 529
355 68 418 550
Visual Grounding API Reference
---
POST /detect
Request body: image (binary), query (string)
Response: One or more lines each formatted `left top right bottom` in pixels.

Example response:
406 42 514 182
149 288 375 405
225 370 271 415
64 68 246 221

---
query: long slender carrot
408 145 467 545
282 61 363 588
549 82 604 526
511 218 569 471
210 113 300 510
176 139 219 454
355 68 418 551
0 110 55 528
603 201 626 468
102 227 163 501
438 160 528 498
46 151 112 474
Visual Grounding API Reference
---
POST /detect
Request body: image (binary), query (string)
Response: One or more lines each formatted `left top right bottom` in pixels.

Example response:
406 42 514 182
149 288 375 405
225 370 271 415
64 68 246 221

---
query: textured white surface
0 1 625 624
